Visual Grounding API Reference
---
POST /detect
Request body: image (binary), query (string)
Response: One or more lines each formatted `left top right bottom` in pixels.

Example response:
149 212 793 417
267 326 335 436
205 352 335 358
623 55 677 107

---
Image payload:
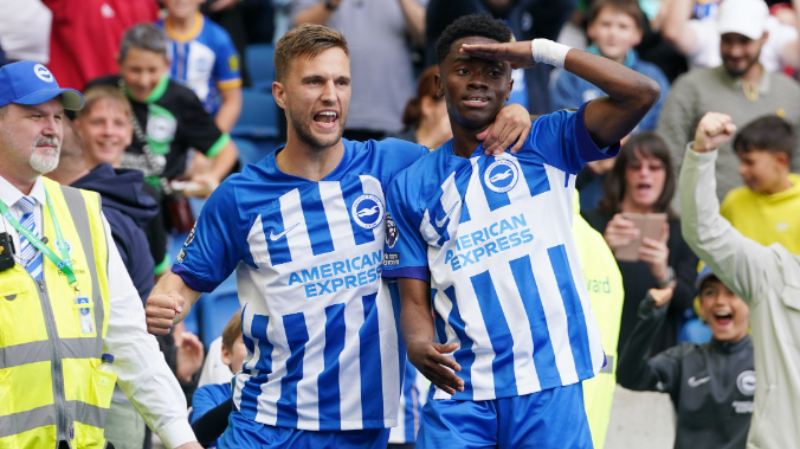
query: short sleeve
526 102 620 175
172 180 247 292
212 28 243 89
175 88 229 157
189 385 221 423
382 173 430 281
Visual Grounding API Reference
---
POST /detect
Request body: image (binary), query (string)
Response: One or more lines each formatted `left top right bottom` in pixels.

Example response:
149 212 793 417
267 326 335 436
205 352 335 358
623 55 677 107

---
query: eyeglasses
626 161 665 172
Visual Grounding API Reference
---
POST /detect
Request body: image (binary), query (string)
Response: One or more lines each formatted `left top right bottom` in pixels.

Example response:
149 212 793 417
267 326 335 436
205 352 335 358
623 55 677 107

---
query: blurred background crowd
2 0 798 447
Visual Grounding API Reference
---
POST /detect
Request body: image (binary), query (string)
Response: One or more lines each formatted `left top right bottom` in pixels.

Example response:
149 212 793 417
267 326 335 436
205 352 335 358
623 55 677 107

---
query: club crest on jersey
737 370 756 396
484 159 518 193
352 194 384 229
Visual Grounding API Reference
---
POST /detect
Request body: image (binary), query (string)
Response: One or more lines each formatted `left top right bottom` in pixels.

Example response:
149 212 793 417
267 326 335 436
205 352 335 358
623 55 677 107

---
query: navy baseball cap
695 265 718 289
0 61 84 110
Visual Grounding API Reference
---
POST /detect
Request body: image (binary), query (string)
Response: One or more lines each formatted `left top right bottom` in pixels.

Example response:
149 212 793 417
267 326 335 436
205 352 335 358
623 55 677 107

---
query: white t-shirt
687 16 798 72
0 0 52 63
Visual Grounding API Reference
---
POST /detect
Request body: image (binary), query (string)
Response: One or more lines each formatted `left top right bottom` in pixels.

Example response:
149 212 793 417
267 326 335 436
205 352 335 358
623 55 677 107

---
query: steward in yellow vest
0 61 200 449
0 178 114 448
573 191 624 449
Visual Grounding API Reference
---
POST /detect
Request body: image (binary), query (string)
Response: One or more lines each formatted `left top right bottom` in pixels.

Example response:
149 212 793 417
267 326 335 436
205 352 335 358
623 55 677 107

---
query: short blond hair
274 24 349 82
76 85 133 120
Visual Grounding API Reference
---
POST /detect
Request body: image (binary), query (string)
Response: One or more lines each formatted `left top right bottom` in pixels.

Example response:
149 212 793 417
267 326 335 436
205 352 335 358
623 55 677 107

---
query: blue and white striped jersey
157 14 242 116
388 361 427 444
383 104 618 401
173 139 428 430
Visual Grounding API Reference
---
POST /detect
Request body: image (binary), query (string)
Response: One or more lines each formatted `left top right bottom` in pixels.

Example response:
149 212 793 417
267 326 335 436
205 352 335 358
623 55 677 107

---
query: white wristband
530 39 571 68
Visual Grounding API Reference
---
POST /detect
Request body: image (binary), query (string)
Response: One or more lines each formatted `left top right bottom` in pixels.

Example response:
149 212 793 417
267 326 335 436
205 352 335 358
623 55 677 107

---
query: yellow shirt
573 192 625 449
720 173 800 254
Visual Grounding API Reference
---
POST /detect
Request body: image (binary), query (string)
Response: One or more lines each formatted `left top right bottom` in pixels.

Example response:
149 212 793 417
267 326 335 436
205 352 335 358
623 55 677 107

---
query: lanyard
0 191 78 288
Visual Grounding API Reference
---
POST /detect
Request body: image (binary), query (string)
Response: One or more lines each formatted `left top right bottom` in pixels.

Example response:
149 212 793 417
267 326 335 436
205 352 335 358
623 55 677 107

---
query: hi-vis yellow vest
0 178 115 449
573 192 624 449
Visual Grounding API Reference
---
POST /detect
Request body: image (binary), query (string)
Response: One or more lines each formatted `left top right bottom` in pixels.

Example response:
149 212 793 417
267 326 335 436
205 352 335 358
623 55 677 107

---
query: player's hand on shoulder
460 41 536 70
479 103 532 156
145 291 185 335
407 341 464 395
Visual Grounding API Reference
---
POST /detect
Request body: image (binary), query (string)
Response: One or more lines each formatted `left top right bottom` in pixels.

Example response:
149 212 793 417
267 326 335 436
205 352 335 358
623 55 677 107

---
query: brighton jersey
389 360 426 444
173 139 428 430
383 105 618 401
158 14 242 116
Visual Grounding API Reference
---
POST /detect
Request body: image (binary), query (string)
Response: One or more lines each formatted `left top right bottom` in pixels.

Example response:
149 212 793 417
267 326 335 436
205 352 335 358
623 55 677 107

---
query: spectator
657 0 800 201
573 191 625 449
190 311 245 449
42 0 160 90
0 0 52 63
617 267 754 449
45 118 160 449
158 0 243 133
680 111 800 449
426 0 577 114
552 0 670 133
87 24 238 274
661 0 800 71
721 115 800 253
292 0 427 141
583 133 698 354
394 65 452 149
47 114 158 302
0 59 201 449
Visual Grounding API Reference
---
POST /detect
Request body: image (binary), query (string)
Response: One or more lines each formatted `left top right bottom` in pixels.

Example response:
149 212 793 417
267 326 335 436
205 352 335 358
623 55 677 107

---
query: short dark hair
274 24 349 82
587 0 646 31
598 132 677 217
436 14 513 65
733 115 795 161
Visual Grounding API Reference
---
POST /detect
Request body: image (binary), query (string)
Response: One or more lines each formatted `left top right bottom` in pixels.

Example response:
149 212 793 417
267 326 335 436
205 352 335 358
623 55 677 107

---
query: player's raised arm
461 40 660 148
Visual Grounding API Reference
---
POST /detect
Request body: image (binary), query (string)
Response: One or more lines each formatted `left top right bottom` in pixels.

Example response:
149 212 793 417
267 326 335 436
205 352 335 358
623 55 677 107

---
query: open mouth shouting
313 109 340 130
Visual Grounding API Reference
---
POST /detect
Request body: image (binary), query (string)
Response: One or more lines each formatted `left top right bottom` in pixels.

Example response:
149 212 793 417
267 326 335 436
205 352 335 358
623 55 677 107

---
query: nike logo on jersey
357 206 380 218
270 222 300 241
435 201 460 228
687 376 710 387
489 169 514 183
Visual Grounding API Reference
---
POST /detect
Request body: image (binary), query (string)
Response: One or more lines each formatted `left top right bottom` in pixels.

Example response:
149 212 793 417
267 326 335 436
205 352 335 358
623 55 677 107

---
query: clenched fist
146 291 186 335
692 112 737 153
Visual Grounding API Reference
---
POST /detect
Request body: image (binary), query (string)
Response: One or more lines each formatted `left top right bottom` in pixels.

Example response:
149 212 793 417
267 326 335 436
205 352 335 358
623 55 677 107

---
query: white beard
29 148 60 174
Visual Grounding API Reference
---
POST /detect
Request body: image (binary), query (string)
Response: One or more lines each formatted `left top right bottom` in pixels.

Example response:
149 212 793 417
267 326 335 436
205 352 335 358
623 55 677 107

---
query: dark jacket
72 164 159 301
582 210 698 354
618 294 754 449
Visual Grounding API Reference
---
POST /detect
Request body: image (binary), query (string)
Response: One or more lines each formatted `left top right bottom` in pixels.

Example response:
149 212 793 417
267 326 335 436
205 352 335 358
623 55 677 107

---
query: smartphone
614 213 668 262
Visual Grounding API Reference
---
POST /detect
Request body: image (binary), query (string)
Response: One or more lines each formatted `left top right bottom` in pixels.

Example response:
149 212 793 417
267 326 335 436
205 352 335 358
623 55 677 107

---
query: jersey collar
164 12 205 43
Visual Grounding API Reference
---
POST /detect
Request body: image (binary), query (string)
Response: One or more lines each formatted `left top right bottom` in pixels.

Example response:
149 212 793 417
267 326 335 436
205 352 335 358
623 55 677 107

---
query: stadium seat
196 273 241 348
232 88 280 140
244 44 276 91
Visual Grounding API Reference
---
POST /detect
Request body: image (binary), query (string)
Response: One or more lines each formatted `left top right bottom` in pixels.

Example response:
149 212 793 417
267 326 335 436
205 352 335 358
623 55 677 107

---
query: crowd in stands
2 0 800 447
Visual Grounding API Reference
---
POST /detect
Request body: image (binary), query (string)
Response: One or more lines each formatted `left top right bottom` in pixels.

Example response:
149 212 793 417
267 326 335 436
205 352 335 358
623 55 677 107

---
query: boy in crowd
88 23 238 274
720 115 800 253
382 14 658 448
191 311 247 449
617 267 754 449
157 0 243 133
551 0 669 132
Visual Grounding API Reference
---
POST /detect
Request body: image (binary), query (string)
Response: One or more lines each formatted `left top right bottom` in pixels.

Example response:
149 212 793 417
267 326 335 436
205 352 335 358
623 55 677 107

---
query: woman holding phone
582 132 698 354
